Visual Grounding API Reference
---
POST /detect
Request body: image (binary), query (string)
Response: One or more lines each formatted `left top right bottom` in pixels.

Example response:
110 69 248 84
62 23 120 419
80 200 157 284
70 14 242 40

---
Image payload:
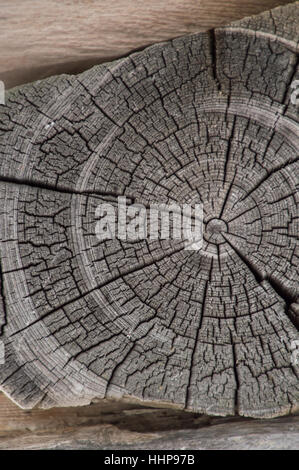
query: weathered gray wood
0 3 298 419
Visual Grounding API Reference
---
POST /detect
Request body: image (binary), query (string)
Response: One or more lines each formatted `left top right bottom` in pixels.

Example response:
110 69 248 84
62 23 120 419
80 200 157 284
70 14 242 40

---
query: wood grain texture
0 0 294 89
0 3 298 421
0 392 298 449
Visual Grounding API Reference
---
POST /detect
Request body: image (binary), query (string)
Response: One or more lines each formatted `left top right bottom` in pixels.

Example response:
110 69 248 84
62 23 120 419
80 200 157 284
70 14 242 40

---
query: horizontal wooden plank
0 392 298 449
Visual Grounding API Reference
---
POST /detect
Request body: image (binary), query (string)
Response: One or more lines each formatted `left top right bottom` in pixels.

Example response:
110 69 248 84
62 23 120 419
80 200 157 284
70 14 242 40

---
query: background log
0 0 293 89
0 392 298 449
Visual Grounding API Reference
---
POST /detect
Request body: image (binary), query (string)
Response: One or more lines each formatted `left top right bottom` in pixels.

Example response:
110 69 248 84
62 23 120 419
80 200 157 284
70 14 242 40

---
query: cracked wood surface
0 3 298 421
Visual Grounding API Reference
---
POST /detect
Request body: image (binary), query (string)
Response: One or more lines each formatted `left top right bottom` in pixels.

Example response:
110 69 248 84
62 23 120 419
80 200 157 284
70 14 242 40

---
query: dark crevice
105 325 156 398
230 332 240 415
223 234 264 283
266 274 298 329
209 29 221 92
223 234 298 331
0 175 205 226
185 274 209 409
0 174 134 201
0 258 8 336
219 163 237 218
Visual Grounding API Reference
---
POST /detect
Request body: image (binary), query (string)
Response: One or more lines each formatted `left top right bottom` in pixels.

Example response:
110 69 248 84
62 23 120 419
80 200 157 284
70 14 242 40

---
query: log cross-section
0 3 298 418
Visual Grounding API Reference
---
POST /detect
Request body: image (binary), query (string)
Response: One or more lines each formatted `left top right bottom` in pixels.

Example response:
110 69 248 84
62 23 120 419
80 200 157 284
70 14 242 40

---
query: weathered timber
0 0 293 89
0 389 298 449
0 3 298 420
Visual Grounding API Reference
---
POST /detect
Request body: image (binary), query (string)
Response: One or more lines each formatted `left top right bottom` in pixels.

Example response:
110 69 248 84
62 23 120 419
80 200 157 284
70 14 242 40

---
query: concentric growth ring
0 5 298 417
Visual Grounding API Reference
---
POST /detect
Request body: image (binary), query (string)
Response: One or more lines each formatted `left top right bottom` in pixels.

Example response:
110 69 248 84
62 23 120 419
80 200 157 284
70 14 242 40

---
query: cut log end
0 3 298 418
